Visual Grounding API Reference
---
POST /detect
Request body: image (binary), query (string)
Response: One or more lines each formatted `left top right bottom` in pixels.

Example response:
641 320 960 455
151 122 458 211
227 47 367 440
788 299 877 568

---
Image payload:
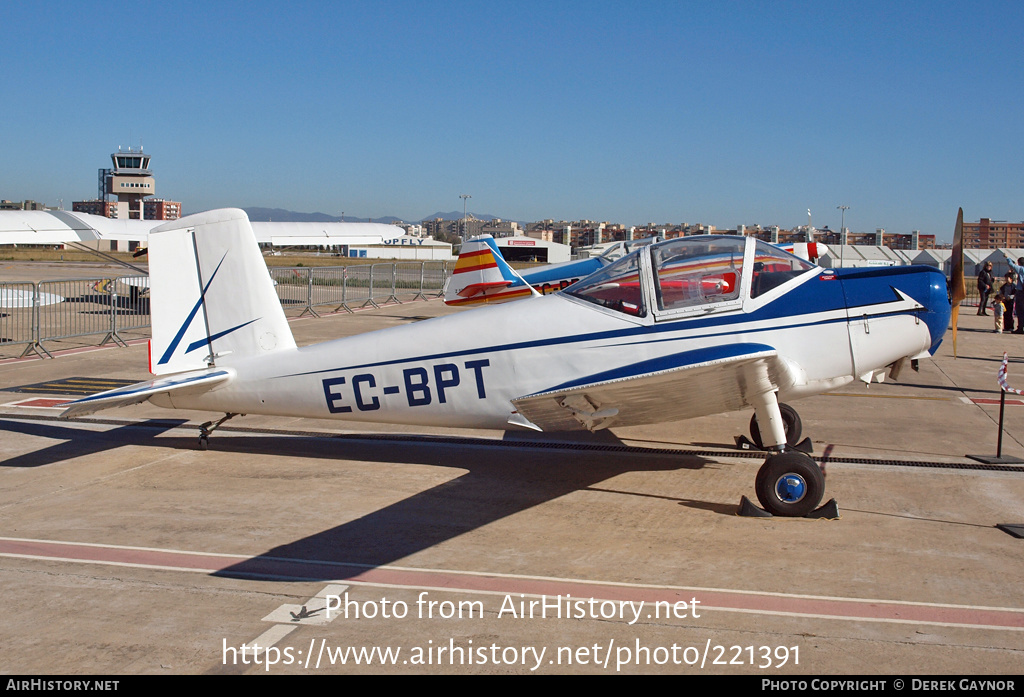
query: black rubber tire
749 403 802 450
755 451 824 517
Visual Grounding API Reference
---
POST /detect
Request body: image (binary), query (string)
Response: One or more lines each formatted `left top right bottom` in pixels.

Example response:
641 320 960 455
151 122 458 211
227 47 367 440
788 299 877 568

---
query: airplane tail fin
148 208 296 375
443 234 539 306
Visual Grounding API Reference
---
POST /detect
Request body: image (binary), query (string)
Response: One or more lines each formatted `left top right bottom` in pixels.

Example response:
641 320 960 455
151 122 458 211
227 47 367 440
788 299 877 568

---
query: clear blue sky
3 1 1023 241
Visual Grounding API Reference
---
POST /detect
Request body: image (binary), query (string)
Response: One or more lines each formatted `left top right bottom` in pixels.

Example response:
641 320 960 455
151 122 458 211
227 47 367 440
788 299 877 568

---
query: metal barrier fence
36 277 151 349
1 276 151 358
269 261 452 316
0 261 452 358
0 282 39 356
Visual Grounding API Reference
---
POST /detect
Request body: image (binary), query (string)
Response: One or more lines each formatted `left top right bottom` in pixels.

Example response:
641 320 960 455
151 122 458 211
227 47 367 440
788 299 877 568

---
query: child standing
994 291 1005 333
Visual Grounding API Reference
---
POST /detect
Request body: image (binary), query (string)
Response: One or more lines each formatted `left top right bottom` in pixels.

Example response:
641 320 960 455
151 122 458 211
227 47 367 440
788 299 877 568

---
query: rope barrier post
997 388 1006 459
968 352 1024 464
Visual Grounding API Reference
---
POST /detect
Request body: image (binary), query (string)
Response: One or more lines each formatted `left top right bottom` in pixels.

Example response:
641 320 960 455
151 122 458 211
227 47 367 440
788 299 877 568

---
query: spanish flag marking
454 248 499 274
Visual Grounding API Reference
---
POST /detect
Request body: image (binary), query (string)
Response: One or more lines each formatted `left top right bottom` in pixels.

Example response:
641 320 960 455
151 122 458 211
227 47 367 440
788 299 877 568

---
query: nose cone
920 266 952 355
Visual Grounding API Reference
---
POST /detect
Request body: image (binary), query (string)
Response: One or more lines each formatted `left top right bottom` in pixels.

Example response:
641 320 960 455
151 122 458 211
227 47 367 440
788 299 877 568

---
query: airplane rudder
147 215 212 374
191 211 297 360
147 209 295 374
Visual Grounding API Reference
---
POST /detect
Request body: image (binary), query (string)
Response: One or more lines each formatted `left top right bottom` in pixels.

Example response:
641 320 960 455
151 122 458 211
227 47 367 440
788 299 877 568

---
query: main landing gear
740 397 836 518
197 413 241 450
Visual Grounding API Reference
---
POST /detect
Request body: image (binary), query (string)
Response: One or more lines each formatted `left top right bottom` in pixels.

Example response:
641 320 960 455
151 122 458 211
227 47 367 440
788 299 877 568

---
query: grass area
0 249 144 264
262 253 382 268
0 247 421 268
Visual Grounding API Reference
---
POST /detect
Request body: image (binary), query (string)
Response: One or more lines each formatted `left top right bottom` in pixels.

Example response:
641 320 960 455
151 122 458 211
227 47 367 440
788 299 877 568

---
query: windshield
650 236 745 312
750 241 817 298
565 250 645 316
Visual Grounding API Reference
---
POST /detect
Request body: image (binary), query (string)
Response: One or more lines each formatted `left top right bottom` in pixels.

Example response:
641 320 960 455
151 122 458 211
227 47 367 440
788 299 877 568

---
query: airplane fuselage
153 263 946 432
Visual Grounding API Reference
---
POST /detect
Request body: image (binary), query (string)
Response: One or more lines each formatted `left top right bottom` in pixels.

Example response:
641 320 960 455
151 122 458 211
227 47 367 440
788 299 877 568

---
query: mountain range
243 207 503 225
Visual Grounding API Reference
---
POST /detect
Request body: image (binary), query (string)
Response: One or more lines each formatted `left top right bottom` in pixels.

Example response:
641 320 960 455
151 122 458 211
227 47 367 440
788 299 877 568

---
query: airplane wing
0 211 406 247
0 210 154 244
59 368 234 418
510 343 797 431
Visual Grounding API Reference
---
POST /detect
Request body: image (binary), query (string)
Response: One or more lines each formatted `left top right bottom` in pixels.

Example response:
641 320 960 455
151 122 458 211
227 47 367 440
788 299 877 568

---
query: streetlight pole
460 194 472 239
837 205 850 268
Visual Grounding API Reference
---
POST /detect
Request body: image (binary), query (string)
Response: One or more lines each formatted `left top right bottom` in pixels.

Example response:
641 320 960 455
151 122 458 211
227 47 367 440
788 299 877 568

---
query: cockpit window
565 251 645 316
650 237 744 312
750 241 817 298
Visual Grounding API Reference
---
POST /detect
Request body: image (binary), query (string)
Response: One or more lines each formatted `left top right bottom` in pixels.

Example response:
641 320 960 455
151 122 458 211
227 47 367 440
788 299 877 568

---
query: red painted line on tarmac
972 398 1024 406
3 398 71 408
2 537 1022 630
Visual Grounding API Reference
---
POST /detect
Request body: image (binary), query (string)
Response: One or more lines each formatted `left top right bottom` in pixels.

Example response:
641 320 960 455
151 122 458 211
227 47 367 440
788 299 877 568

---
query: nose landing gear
739 397 838 518
754 450 825 518
749 403 802 450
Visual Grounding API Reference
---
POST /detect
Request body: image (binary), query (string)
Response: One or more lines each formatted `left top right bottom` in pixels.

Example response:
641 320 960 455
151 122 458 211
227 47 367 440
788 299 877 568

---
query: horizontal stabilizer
59 368 234 418
512 343 793 431
457 280 513 298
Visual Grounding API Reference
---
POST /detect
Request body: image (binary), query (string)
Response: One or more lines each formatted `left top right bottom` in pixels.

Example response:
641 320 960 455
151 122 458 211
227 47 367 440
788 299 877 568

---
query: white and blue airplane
59 208 951 517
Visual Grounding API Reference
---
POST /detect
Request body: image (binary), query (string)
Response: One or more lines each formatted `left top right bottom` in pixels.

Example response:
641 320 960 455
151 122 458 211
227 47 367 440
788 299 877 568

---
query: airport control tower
74 147 180 220
105 147 155 220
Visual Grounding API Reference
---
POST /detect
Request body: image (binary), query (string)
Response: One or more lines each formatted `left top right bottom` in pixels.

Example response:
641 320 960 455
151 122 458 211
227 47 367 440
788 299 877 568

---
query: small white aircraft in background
61 209 950 516
443 236 660 306
444 235 828 307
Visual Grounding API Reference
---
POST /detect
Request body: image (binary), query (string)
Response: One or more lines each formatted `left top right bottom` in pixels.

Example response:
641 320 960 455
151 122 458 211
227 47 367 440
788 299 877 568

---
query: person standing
977 261 995 315
1000 272 1017 333
1004 256 1024 333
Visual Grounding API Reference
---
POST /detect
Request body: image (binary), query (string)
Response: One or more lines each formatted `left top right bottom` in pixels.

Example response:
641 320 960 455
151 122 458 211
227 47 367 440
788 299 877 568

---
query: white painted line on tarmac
261 584 350 626
238 583 352 666
3 536 1022 632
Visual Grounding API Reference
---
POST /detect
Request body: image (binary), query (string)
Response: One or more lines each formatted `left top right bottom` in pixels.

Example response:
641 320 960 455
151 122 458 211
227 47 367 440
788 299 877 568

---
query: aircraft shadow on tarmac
895 381 1002 396
958 353 1024 364
0 418 715 579
0 418 187 468
206 432 713 580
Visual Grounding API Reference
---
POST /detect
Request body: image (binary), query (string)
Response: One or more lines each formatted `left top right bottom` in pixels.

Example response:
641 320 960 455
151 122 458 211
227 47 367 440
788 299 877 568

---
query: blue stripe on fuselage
535 343 776 393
